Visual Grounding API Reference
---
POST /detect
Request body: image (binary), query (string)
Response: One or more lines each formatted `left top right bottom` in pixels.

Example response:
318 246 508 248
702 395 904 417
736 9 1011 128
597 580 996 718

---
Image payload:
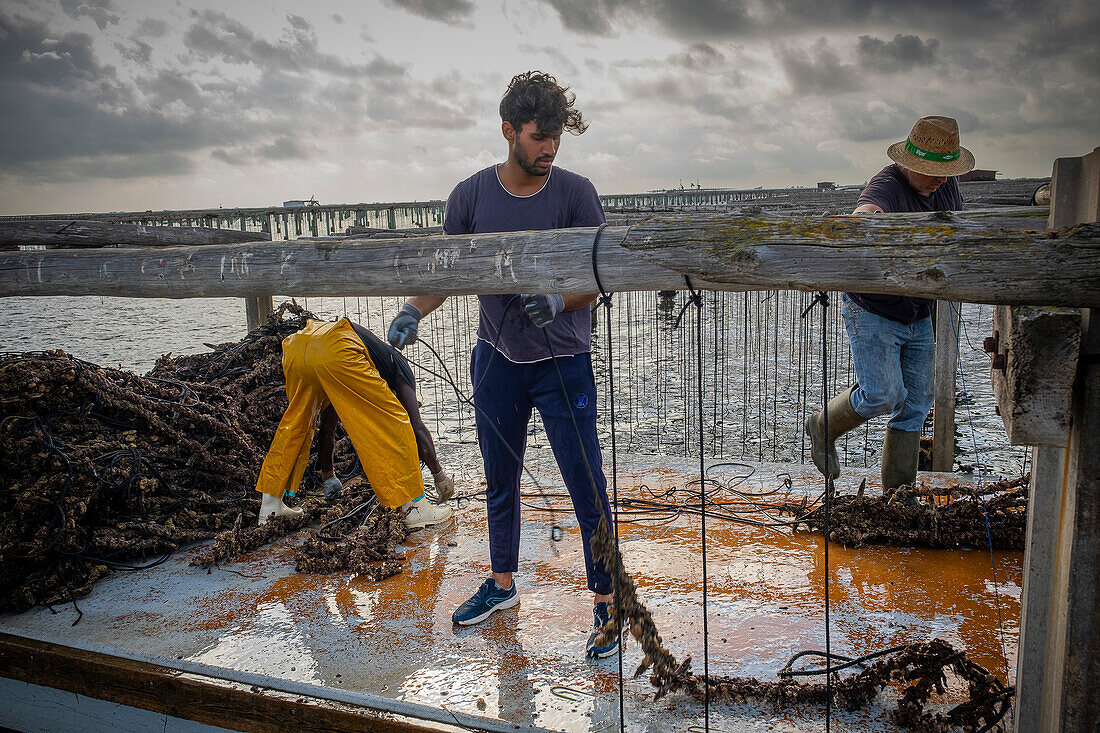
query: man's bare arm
853 203 884 214
562 294 598 311
405 295 448 318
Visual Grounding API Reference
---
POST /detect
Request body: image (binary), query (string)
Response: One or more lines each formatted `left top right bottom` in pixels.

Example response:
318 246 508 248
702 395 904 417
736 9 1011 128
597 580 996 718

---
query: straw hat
887 116 975 177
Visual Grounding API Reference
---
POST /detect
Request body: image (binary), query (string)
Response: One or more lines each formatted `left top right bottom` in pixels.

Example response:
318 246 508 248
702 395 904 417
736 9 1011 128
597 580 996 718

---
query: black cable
591 222 625 732
684 276 710 731
405 296 565 543
801 290 833 730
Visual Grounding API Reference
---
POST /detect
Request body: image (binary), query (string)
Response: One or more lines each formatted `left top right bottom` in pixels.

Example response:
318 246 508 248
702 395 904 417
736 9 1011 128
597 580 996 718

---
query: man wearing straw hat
805 115 975 492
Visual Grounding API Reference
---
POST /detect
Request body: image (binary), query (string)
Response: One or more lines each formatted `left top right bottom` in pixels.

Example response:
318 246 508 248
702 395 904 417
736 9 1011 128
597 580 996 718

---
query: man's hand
387 304 422 349
521 294 564 328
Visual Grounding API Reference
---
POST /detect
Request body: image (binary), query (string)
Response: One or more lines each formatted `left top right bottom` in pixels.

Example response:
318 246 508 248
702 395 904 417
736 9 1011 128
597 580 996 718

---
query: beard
512 143 552 177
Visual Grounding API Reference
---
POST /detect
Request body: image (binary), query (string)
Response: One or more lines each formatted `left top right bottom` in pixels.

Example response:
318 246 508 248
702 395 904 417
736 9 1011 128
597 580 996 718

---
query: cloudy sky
1 0 1097 215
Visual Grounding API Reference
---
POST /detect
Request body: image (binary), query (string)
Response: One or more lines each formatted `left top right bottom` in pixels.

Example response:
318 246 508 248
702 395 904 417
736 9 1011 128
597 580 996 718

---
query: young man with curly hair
387 71 617 659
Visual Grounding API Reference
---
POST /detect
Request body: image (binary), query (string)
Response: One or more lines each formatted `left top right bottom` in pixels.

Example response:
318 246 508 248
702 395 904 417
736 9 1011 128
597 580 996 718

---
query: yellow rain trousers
255 318 423 508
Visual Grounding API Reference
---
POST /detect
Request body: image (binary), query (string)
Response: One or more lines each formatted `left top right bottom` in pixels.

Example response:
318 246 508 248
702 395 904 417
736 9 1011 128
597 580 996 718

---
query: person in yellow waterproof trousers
255 318 453 529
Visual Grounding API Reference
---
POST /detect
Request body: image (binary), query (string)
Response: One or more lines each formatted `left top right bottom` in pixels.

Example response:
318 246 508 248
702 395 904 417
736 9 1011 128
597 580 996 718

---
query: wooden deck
0 447 1022 732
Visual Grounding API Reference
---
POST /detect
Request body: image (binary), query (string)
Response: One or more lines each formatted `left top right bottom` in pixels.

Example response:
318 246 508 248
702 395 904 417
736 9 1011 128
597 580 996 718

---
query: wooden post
387 207 397 229
1056 307 1100 729
1014 145 1100 732
245 295 274 332
1016 445 1070 732
310 210 319 238
932 300 959 471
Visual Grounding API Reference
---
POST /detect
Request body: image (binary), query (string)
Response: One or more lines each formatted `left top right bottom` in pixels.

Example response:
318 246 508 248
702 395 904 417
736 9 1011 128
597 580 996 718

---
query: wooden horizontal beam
0 220 269 247
1 208 1096 307
0 633 476 733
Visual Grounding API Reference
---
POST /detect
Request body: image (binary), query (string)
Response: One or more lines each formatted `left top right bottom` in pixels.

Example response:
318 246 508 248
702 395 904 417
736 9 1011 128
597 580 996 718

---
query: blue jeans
842 294 934 432
470 340 613 595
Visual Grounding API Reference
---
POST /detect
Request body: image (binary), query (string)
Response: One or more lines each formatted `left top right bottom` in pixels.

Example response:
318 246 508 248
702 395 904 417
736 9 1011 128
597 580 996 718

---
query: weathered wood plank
0 209 1097 306
0 633 475 733
0 220 270 247
621 208 1095 306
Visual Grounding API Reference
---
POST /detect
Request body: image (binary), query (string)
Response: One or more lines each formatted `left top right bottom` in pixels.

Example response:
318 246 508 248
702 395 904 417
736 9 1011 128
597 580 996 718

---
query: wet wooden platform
0 447 1022 732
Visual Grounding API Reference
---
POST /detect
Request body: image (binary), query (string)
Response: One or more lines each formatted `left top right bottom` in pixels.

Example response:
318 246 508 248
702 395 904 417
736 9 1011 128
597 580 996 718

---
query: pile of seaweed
0 303 363 613
191 486 409 582
791 476 1029 550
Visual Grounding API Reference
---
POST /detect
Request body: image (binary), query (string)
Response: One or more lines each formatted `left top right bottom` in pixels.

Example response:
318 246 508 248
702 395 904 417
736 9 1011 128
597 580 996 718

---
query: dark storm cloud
829 102 918 143
135 18 168 38
776 39 857 95
60 0 120 32
617 74 747 120
182 10 372 77
857 35 939 72
115 39 152 66
541 0 618 36
537 0 1039 40
0 12 240 178
672 43 725 70
259 136 322 159
382 0 476 27
517 45 579 77
136 69 204 108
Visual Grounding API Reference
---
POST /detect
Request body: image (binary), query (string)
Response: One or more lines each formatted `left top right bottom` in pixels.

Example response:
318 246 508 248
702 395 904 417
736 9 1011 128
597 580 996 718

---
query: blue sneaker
585 601 620 659
452 578 519 625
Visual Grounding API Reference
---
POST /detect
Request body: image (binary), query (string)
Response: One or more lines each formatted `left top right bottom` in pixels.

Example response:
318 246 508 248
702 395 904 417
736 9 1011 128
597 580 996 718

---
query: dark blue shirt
443 165 605 362
849 164 963 324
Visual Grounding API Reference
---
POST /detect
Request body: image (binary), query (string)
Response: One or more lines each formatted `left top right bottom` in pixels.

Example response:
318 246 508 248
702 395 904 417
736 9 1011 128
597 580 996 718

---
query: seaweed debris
0 303 361 613
794 476 1029 550
191 485 409 582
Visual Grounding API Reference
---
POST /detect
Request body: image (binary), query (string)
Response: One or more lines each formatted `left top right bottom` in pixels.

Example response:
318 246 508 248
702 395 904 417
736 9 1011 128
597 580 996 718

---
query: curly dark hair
499 71 588 136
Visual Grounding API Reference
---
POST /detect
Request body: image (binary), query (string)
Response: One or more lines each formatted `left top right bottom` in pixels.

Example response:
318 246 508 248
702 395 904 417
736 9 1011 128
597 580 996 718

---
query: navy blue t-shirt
444 165 605 362
849 164 963 324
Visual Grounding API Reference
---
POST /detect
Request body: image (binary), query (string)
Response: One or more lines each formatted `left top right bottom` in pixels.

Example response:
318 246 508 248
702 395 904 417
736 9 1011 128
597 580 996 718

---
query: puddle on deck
0 448 1020 732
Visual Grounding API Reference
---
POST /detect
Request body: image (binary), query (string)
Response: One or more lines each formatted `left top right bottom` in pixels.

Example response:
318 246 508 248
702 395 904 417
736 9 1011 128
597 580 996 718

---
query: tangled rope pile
791 476 1029 550
0 303 364 613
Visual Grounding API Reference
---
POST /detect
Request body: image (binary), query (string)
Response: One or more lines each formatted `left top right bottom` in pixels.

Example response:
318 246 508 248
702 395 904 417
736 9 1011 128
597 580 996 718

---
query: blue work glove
387 303 422 349
521 294 565 328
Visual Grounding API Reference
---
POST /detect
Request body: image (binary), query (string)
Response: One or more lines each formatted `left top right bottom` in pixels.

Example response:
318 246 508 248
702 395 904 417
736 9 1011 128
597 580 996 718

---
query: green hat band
904 138 961 162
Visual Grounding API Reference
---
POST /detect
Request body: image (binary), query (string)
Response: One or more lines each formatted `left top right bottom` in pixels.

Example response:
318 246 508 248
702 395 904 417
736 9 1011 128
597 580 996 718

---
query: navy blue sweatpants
470 340 613 595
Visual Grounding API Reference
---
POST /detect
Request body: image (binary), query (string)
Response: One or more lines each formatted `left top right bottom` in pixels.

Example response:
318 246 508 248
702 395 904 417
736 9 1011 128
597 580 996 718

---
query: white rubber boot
258 492 304 525
401 496 453 529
